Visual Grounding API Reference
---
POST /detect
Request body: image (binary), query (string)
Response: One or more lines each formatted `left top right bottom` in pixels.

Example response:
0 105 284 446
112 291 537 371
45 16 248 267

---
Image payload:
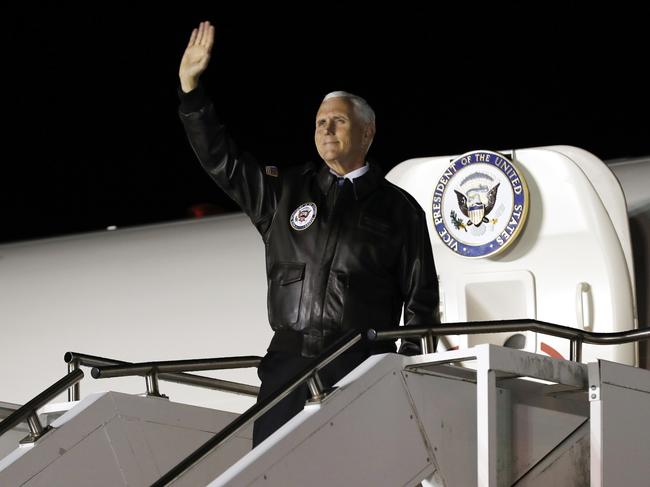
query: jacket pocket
359 214 393 237
323 270 348 330
268 262 305 328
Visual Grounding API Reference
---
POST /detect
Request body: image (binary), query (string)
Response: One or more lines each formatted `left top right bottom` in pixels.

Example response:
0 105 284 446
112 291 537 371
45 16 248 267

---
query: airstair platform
3 344 649 486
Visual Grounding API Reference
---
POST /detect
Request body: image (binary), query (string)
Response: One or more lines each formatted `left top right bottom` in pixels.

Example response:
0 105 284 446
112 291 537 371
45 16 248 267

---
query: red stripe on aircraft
541 342 565 360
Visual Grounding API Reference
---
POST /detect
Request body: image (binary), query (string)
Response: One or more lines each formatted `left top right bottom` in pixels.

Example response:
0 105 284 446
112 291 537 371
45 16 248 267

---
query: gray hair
322 91 376 127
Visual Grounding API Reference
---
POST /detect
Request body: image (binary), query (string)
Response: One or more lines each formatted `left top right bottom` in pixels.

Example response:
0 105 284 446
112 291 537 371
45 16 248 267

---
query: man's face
314 97 372 170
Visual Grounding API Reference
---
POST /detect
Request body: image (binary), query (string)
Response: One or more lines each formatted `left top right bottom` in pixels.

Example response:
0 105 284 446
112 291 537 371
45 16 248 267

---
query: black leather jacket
179 86 439 357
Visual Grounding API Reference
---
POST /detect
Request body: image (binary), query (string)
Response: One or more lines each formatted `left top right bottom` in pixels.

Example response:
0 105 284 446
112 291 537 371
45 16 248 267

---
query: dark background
2 4 648 244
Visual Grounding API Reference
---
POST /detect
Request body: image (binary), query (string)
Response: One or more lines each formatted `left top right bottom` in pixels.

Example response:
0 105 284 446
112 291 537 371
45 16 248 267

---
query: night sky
2 4 648 244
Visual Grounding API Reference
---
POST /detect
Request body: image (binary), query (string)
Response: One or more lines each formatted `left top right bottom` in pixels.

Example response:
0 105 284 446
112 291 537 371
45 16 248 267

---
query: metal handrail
64 352 126 401
150 330 363 487
367 318 650 361
0 370 84 443
65 352 261 399
151 318 650 485
92 356 263 377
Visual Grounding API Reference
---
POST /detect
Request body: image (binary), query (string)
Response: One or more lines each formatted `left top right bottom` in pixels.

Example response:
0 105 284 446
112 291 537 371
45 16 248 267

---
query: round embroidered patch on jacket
290 202 317 231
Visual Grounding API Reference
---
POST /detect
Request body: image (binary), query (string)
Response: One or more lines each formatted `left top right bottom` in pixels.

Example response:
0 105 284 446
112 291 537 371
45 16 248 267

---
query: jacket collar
316 161 384 200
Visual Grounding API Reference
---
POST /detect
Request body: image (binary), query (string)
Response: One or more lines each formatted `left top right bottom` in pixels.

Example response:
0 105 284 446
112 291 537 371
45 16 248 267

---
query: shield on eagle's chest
468 203 485 225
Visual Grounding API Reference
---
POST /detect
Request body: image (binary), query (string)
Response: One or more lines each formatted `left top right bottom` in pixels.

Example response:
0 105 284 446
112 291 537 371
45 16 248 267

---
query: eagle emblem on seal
454 183 500 227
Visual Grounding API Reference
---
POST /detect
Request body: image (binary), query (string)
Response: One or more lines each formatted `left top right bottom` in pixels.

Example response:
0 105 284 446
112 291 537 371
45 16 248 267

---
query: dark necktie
337 178 353 202
325 177 351 221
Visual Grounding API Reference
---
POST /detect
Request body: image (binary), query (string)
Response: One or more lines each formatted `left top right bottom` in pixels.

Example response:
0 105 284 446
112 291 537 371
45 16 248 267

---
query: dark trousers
252 349 370 447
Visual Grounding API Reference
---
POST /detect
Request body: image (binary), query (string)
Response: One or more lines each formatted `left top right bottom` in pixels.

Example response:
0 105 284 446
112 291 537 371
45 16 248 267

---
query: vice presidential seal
432 150 529 258
290 202 317 231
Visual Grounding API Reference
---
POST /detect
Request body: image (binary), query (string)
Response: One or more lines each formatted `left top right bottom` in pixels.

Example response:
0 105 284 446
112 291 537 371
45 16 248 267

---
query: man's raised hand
179 21 215 93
